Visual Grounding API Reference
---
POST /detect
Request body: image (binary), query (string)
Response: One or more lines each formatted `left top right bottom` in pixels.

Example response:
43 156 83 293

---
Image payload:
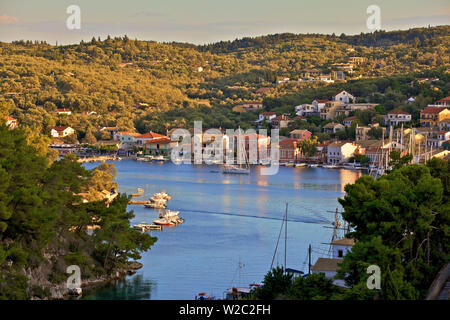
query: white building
327 142 358 165
311 238 355 287
386 110 412 126
333 90 355 104
51 126 75 138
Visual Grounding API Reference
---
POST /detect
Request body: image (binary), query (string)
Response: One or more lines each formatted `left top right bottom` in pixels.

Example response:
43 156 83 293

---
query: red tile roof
388 109 410 115
136 131 166 139
145 137 173 144
52 126 69 132
421 107 449 114
437 96 450 103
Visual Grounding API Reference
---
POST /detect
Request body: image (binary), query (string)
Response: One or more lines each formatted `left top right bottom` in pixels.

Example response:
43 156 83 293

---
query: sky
0 0 449 45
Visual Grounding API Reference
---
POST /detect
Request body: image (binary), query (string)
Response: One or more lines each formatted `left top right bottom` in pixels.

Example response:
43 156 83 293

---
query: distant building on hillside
51 126 75 138
55 108 72 115
385 110 411 126
333 90 355 104
3 116 18 129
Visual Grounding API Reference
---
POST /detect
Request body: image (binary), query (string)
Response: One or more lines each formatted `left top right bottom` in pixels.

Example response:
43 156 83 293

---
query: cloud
0 14 19 25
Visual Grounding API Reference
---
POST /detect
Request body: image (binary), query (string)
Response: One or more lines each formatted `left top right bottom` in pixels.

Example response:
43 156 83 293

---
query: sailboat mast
284 203 288 270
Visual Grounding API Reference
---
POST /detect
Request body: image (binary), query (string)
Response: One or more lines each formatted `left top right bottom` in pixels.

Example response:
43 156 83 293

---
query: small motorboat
159 210 179 218
153 217 184 226
144 201 167 209
308 164 319 168
295 163 307 167
152 218 175 226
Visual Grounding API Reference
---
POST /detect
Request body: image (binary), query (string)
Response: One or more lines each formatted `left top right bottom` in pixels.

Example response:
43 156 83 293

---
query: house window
338 249 344 258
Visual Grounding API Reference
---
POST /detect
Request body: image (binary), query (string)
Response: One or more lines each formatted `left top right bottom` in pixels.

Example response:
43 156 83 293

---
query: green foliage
0 126 156 299
338 161 449 299
252 267 293 299
287 273 339 300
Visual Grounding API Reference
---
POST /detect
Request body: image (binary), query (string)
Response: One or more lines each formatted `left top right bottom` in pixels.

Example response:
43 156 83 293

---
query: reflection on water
340 169 363 192
81 161 362 300
82 273 155 300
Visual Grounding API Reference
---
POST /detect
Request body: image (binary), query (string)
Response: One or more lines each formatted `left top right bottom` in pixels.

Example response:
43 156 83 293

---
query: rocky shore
30 261 143 300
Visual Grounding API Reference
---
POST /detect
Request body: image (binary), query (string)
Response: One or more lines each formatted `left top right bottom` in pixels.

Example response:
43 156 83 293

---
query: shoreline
32 261 143 300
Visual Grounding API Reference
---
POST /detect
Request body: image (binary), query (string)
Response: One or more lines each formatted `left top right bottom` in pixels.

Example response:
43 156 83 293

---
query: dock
133 224 162 232
128 200 151 205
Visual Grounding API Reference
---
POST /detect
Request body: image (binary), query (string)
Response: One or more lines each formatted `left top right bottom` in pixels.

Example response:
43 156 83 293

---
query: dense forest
0 26 449 139
0 125 156 299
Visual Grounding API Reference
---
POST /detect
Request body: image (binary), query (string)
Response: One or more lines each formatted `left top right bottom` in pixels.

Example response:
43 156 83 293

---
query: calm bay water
81 160 362 300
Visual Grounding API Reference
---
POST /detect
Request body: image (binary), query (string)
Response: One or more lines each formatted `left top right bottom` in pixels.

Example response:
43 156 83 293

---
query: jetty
128 200 151 205
133 223 162 232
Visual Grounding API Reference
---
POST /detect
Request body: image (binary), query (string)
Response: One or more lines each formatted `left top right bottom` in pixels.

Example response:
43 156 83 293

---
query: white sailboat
222 129 250 175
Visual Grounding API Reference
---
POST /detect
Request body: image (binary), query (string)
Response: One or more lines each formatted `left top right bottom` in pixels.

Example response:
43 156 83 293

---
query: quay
128 200 151 205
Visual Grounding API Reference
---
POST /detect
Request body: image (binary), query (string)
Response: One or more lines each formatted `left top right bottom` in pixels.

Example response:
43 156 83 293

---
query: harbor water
82 160 362 300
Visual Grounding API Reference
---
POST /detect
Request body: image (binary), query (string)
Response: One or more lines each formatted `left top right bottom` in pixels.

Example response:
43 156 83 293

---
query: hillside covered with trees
0 26 449 138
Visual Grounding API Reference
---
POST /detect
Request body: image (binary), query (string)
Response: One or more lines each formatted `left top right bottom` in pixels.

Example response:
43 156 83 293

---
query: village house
55 108 72 115
327 142 358 164
333 90 355 104
255 112 276 125
289 129 312 140
420 107 450 128
427 131 450 149
299 68 322 78
296 99 328 117
348 57 366 65
134 131 167 145
51 126 75 138
385 110 412 126
323 122 345 134
343 116 357 127
232 101 263 113
434 96 450 107
355 124 382 142
439 119 450 131
144 137 178 157
271 115 293 129
3 116 18 129
116 131 141 144
354 140 391 166
320 101 344 120
226 133 271 163
279 139 300 163
311 238 355 287
330 63 354 73
334 103 377 118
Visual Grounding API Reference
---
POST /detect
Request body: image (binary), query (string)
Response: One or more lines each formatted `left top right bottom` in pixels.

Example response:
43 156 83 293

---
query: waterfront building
327 142 358 165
